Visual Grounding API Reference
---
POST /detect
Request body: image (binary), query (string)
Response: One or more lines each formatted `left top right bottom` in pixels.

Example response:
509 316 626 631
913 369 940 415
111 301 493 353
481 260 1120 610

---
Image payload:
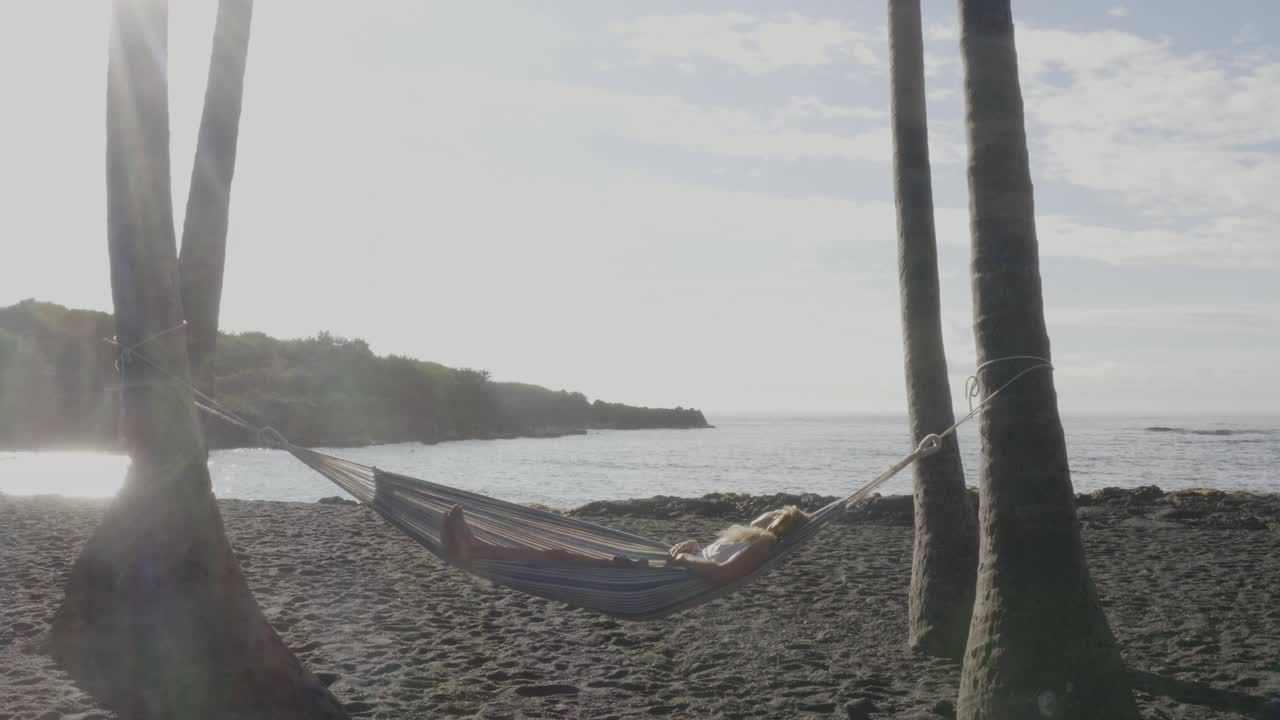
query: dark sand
2 489 1279 719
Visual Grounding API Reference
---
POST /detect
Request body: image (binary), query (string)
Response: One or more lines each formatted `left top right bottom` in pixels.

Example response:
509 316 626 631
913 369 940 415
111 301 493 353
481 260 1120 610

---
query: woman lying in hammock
441 504 810 583
663 505 809 582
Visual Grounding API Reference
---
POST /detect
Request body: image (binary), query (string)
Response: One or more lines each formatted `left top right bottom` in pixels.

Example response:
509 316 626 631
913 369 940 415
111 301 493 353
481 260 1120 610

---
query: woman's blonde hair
719 505 810 543
759 505 809 538
719 524 776 543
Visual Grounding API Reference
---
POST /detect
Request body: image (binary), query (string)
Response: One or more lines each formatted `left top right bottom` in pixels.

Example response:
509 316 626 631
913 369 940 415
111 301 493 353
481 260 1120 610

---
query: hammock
114 333 1048 620
280 439 928 621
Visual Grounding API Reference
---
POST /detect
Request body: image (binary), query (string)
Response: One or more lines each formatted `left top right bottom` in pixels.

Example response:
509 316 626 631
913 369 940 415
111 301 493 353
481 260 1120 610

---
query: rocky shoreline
571 485 1280 533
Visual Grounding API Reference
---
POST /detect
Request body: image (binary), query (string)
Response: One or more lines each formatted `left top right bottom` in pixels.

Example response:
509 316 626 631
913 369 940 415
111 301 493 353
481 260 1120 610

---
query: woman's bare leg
441 504 477 562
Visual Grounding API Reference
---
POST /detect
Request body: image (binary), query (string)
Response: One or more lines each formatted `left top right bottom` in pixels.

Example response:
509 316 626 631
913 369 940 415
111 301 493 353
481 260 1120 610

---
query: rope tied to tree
965 355 1054 413
107 319 189 370
843 356 1054 511
102 325 269 445
256 426 290 449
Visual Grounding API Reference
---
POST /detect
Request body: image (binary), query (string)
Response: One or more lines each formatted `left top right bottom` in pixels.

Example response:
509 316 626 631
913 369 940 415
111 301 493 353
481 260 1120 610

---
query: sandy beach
2 488 1278 719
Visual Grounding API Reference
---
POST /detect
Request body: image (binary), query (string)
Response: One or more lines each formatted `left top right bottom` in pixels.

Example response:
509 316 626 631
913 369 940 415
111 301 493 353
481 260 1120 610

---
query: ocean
1 414 1276 506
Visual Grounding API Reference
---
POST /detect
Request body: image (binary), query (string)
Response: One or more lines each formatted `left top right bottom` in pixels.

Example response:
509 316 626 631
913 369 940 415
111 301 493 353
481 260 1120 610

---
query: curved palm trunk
48 2 347 717
180 0 252 398
888 0 978 660
954 1 1136 718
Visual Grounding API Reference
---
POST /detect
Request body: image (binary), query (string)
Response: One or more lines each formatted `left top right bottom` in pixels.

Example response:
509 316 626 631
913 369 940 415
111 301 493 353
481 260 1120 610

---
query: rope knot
105 321 189 372
916 433 943 457
965 355 1053 412
257 426 289 449
114 344 136 371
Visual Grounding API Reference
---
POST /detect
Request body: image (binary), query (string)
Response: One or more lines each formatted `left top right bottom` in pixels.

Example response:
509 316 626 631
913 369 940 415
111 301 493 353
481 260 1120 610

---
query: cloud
933 203 1279 270
775 96 884 123
1106 6 1131 18
941 300 1280 414
918 21 1280 269
330 64 898 165
1002 27 1280 268
923 51 958 80
612 13 880 75
1038 347 1280 414
925 23 958 43
1048 303 1280 334
1018 28 1280 196
1232 22 1261 46
1034 215 1280 269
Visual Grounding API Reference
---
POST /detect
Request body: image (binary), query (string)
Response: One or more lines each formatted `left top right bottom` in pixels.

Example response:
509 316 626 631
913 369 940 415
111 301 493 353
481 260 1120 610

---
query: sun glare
0 451 128 498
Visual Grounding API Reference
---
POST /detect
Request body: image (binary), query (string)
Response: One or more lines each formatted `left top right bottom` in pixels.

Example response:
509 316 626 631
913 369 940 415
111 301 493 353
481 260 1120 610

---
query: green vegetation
0 300 710 449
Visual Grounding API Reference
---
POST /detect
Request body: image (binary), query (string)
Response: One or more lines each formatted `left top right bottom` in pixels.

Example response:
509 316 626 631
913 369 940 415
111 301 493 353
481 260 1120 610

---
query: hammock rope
104 334 1050 619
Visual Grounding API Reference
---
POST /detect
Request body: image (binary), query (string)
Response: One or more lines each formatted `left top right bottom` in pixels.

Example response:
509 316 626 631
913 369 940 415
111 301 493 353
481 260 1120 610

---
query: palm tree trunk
48 2 347 717
179 0 252 399
954 1 1136 718
888 0 979 660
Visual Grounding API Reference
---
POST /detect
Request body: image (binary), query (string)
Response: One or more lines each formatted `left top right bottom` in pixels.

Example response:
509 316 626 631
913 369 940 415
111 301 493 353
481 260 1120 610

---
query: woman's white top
699 538 751 564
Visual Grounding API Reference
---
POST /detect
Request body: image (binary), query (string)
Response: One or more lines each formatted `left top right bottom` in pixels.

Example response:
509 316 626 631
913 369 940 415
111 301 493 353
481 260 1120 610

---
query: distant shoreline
0 299 713 451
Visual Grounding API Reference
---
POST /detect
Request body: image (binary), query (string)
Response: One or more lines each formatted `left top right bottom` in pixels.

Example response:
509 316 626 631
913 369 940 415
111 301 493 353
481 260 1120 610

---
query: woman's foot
441 504 469 562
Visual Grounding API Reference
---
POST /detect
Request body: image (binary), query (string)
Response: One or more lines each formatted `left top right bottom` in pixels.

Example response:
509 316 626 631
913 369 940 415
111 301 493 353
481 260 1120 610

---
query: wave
1143 426 1274 437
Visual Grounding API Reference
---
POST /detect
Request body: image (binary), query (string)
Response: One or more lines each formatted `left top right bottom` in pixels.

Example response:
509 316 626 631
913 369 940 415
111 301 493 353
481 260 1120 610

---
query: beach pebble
844 697 878 719
317 496 357 506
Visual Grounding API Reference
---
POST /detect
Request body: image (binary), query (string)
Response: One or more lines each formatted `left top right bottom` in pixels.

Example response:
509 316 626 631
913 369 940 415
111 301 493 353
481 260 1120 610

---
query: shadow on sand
1131 669 1274 718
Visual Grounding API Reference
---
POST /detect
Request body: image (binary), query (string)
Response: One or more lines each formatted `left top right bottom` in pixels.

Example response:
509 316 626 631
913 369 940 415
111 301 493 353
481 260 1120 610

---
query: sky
1 1 1278 416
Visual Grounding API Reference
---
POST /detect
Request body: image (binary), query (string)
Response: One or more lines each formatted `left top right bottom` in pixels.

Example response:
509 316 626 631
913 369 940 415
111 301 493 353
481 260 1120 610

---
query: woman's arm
668 540 702 559
670 539 773 582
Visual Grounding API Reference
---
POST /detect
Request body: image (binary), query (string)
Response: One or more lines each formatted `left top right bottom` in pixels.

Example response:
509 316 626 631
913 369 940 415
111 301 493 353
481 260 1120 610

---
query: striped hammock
120 330 1039 620
281 440 934 621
